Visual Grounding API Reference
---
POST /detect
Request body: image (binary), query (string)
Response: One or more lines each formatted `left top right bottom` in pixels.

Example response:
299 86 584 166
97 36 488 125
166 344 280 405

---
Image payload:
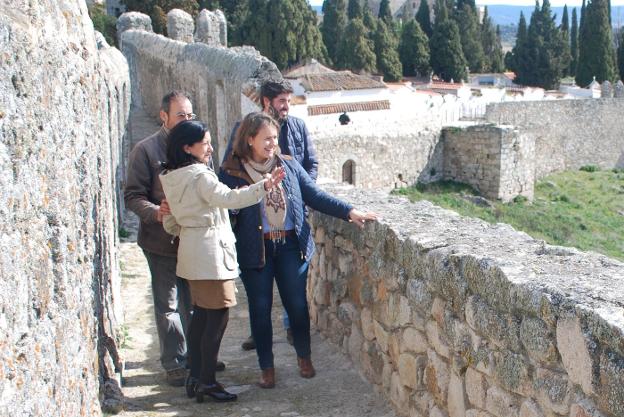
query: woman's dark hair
232 112 280 160
163 120 210 170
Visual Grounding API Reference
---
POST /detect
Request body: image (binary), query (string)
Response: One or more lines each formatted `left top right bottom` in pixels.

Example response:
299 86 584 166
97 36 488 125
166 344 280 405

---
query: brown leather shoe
297 357 316 378
258 368 275 389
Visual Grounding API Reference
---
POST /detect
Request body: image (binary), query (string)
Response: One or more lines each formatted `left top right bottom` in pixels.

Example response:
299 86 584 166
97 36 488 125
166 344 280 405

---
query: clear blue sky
307 0 624 6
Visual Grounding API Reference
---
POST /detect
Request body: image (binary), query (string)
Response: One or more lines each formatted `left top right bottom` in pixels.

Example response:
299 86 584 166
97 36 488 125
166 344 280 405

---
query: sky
307 0 624 6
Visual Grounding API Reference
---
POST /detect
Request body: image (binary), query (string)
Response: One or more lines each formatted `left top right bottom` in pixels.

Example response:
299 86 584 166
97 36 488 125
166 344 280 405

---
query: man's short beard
267 104 287 123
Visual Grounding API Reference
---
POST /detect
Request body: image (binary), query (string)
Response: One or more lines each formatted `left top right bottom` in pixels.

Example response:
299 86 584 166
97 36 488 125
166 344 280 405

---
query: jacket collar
221 153 293 184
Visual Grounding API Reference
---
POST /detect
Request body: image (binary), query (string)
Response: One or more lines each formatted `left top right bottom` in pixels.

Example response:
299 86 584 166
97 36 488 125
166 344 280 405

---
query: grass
394 169 624 261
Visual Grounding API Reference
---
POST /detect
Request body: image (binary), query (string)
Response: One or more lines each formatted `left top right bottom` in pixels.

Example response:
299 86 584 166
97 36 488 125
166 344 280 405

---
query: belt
263 230 295 240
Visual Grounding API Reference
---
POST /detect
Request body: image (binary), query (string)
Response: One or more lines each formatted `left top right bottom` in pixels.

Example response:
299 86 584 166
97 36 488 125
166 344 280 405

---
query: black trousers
187 305 229 384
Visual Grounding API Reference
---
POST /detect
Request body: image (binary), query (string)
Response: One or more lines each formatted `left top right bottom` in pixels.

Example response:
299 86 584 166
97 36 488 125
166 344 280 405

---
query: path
114 106 396 417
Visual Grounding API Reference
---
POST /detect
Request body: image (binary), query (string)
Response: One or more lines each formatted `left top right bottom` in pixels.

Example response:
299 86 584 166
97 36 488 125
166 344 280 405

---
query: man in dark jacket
124 91 196 386
222 79 319 350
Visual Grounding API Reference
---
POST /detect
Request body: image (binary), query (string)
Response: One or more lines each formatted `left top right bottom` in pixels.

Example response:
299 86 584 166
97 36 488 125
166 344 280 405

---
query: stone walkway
114 108 396 417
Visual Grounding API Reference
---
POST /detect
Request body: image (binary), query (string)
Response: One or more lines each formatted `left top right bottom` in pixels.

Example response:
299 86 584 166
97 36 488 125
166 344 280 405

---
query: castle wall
117 12 280 164
309 185 624 417
0 1 129 415
485 99 624 178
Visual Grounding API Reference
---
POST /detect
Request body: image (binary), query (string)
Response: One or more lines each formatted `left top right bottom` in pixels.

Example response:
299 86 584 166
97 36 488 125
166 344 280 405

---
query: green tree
569 7 579 76
489 25 505 72
576 0 616 85
618 29 624 80
241 0 271 57
399 19 430 76
559 4 572 77
455 2 484 73
374 20 403 81
321 0 347 66
430 7 467 82
415 0 432 37
509 11 528 75
122 0 199 34
340 18 377 73
89 4 118 46
378 0 393 24
347 0 362 19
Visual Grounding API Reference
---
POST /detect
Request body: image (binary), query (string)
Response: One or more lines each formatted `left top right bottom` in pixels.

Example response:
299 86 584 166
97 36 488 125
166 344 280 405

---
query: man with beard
221 79 318 350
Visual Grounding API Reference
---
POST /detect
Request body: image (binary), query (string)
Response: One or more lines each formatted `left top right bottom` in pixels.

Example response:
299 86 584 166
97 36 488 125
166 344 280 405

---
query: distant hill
479 5 624 27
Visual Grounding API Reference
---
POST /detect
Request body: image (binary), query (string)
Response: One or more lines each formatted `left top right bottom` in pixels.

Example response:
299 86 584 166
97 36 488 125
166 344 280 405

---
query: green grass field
394 168 624 261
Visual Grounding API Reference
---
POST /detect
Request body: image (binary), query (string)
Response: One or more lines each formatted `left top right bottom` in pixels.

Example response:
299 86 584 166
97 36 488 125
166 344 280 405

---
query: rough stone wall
442 125 535 201
484 99 624 178
309 185 624 417
118 12 280 163
0 1 129 416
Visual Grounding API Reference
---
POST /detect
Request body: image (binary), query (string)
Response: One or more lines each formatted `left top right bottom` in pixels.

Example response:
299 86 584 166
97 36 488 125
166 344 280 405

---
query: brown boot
297 357 316 378
258 368 275 389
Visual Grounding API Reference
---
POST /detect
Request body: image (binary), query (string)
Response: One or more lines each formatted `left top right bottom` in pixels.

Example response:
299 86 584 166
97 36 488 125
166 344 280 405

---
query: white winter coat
159 163 265 280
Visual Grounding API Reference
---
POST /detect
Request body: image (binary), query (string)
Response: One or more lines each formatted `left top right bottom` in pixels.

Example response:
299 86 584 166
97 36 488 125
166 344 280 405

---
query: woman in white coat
160 120 284 403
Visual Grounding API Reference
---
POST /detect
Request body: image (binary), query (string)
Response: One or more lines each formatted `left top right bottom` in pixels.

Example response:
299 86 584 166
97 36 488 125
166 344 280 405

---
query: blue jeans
143 250 192 371
240 236 310 370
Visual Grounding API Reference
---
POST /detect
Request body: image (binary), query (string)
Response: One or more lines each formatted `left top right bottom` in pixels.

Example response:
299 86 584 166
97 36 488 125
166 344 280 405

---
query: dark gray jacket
124 127 178 257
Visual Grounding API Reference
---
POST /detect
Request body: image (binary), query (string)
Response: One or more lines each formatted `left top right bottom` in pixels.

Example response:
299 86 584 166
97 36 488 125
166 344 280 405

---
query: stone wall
484 99 624 178
309 185 624 417
117 11 280 163
442 125 535 202
0 1 129 415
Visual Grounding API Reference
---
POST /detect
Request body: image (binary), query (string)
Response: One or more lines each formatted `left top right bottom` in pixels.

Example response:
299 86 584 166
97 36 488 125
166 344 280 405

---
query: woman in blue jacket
220 112 376 389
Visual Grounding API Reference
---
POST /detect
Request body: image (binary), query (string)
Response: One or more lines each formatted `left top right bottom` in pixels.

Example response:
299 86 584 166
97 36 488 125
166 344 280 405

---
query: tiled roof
300 72 386 92
283 59 335 78
307 100 390 116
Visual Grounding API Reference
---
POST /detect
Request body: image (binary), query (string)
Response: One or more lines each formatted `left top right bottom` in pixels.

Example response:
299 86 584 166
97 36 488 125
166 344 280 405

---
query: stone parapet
308 184 624 417
167 9 194 43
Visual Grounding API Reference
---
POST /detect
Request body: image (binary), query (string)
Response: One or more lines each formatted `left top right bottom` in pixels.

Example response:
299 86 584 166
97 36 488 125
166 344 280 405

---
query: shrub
579 165 599 172
89 4 118 47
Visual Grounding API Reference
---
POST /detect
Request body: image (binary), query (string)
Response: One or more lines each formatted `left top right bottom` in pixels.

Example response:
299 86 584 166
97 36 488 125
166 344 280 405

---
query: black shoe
216 360 226 372
185 375 199 398
195 382 237 403
286 328 294 346
241 335 255 351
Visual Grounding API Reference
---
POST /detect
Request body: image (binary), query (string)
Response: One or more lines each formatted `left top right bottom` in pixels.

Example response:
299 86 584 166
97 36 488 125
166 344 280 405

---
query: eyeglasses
175 112 197 120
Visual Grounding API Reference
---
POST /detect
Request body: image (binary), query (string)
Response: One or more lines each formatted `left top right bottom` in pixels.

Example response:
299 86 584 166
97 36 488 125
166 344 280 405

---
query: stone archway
342 159 356 185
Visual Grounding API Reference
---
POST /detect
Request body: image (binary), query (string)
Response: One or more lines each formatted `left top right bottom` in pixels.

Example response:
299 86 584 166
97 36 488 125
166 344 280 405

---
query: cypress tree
509 11 528 75
340 18 377 73
455 1 484 73
242 0 271 58
378 0 393 24
618 29 624 80
430 8 468 82
374 20 403 81
576 0 617 85
347 0 362 20
399 19 431 76
491 25 505 73
321 0 347 66
481 6 498 72
416 0 433 38
570 7 579 77
362 2 378 33
559 4 571 77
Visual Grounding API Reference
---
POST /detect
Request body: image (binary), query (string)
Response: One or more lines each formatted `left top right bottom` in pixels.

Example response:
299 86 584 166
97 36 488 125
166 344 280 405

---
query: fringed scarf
243 157 287 242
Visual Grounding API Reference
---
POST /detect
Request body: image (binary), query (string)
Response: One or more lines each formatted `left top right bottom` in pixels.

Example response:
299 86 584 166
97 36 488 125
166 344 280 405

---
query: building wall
118 13 281 164
309 184 624 417
485 99 624 178
0 1 130 415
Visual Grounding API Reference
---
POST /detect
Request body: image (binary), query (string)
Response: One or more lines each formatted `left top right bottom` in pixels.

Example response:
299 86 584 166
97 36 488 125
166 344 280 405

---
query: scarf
243 157 287 242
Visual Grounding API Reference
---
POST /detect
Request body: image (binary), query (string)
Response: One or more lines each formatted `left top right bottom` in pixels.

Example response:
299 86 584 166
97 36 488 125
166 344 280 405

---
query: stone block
533 368 571 415
520 399 545 417
448 371 467 417
391 371 409 414
520 317 558 363
117 12 153 36
466 296 520 351
361 308 375 341
402 328 429 354
348 322 364 361
569 399 607 417
432 297 447 325
466 410 495 417
374 320 389 353
194 9 227 46
389 331 401 365
431 406 450 417
556 317 597 396
407 278 433 315
465 367 487 409
493 350 532 395
337 301 358 326
426 349 450 408
596 350 624 417
167 9 194 43
426 320 451 359
485 386 518 417
398 353 426 389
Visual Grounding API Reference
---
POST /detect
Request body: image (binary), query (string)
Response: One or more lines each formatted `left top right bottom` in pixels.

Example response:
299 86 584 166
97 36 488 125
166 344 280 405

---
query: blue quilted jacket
219 155 352 268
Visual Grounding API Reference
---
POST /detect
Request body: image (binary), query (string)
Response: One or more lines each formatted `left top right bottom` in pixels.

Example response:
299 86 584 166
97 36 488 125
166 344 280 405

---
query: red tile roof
307 100 390 116
301 72 386 92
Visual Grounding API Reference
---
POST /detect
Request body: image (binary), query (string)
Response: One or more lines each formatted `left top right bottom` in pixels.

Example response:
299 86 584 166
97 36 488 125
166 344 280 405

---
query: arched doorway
342 160 355 185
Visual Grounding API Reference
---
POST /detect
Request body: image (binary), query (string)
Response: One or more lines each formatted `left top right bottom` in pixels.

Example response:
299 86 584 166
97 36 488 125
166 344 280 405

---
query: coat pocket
220 239 237 271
